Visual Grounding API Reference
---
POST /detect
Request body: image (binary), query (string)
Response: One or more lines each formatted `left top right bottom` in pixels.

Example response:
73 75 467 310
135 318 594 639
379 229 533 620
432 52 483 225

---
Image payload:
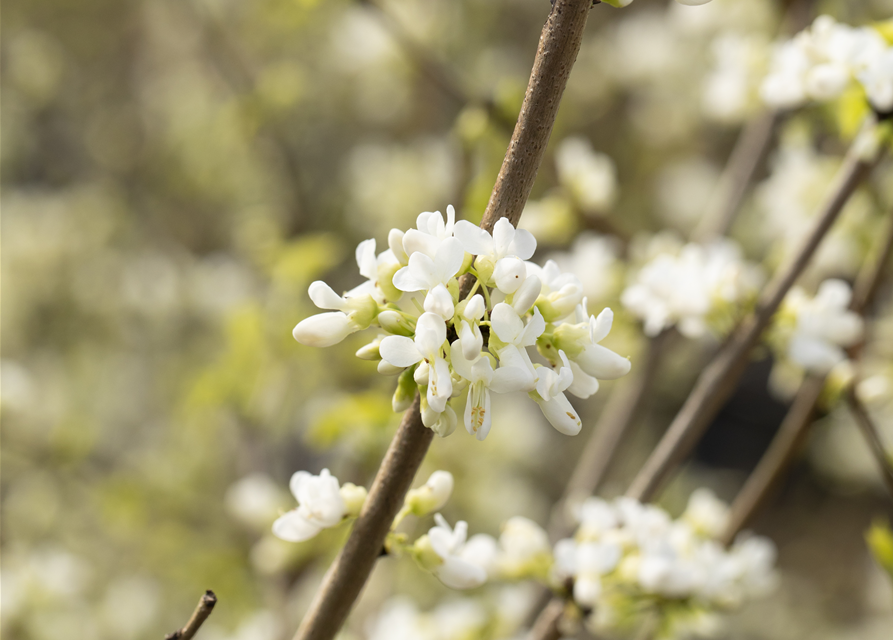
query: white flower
682 488 729 538
527 260 584 322
449 343 531 441
380 312 453 412
859 48 893 112
495 517 551 579
456 294 485 361
555 137 617 213
454 217 536 294
392 238 464 320
405 470 454 516
272 469 347 542
292 281 378 347
553 303 631 387
782 279 863 374
346 238 402 303
425 514 496 589
530 350 582 436
489 303 544 390
402 206 458 259
552 538 622 608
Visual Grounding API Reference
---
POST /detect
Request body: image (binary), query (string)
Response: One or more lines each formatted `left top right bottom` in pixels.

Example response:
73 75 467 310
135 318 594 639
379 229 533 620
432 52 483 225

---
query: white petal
380 336 423 367
393 253 437 292
356 239 378 281
492 218 515 259
491 303 523 343
293 312 355 347
434 238 466 283
272 511 324 542
493 257 527 294
492 346 536 392
435 557 488 590
535 391 582 436
512 275 542 314
576 343 631 380
308 281 345 310
463 295 485 321
457 321 483 363
415 312 447 358
788 335 845 373
402 228 440 259
519 307 546 346
567 361 600 399
449 340 475 380
461 534 498 573
453 220 493 255
428 357 453 413
589 307 614 344
464 385 492 441
388 229 408 265
424 284 455 320
509 227 537 260
289 471 312 502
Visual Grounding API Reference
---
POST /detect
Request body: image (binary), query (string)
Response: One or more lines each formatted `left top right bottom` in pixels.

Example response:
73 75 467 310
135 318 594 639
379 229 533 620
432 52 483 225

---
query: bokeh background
3 0 893 639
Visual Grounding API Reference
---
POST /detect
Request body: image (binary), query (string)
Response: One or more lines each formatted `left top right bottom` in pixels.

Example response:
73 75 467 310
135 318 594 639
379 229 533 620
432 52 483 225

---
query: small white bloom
272 469 347 542
426 514 496 589
405 470 454 516
682 488 729 538
402 206 458 259
527 260 584 322
530 350 582 436
392 238 464 319
292 280 379 347
380 312 453 412
555 137 617 213
495 516 552 579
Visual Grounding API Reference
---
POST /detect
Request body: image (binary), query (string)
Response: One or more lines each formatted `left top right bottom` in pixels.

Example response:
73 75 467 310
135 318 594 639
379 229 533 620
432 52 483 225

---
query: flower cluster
553 490 778 637
771 279 864 375
621 239 763 338
761 15 893 112
293 207 632 440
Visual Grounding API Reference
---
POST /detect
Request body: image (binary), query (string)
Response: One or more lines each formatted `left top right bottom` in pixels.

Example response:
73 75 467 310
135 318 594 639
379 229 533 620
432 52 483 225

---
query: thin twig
626 126 880 503
292 3 596 639
720 374 825 545
721 210 893 544
693 110 779 242
846 390 893 499
526 597 567 640
165 591 217 640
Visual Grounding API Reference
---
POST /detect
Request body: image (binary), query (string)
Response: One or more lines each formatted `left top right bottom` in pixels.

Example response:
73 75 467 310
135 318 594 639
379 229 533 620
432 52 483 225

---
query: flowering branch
165 591 217 640
626 122 883 503
291 3 596 640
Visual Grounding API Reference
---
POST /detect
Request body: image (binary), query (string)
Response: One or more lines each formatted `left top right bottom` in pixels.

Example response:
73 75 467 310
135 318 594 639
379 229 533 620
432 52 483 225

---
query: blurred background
2 0 893 638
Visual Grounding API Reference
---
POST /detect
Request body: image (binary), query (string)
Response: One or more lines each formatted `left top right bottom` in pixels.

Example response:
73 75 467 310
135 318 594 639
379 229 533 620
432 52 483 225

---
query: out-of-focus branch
719 374 824 545
626 127 881 503
548 331 673 542
721 209 893 543
293 4 596 640
846 391 893 499
526 597 567 640
692 110 779 242
165 591 217 640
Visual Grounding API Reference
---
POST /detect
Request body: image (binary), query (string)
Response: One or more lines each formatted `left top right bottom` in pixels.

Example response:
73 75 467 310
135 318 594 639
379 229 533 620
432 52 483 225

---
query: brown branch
481 1 594 233
292 395 432 640
719 374 825 545
526 597 567 640
165 591 217 640
846 390 893 499
292 4 596 639
692 110 779 242
625 129 880 503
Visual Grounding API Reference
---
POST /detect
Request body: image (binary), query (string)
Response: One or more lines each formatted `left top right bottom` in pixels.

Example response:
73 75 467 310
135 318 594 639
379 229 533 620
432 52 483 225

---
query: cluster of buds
553 490 778 637
761 15 893 113
293 207 631 440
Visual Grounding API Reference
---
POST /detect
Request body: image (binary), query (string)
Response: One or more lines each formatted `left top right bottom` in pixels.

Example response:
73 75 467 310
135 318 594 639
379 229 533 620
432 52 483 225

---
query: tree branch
846 391 893 499
165 591 217 640
292 3 596 639
526 597 567 640
626 129 880 503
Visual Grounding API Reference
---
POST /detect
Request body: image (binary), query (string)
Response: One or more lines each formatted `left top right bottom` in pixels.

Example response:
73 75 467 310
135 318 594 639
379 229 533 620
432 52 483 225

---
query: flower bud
421 397 457 437
413 361 430 385
536 283 584 322
355 337 383 360
411 534 444 571
339 483 368 518
493 257 527 294
392 367 417 412
377 261 403 302
405 470 454 516
377 359 404 376
293 312 356 347
473 254 496 285
377 310 415 336
343 294 379 329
